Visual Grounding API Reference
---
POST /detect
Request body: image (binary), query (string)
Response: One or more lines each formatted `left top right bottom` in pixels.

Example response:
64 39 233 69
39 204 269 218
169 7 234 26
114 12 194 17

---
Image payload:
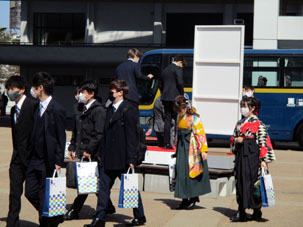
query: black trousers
7 154 26 227
162 101 176 146
95 165 145 222
25 158 62 226
70 190 114 214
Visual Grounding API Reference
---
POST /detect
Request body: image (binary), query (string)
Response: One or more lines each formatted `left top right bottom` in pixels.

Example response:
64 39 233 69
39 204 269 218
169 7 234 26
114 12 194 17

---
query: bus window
244 57 280 87
183 57 193 87
137 66 160 105
284 57 303 87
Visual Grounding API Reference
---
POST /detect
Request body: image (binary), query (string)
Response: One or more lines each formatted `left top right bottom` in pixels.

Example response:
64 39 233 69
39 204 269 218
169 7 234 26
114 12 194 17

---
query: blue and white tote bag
42 170 66 217
75 158 99 194
260 168 275 207
118 168 139 208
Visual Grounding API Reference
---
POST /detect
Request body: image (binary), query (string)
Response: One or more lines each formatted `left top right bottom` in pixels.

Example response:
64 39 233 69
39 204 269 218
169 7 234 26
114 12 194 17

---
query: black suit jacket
31 98 66 168
99 99 138 170
160 63 184 101
115 60 150 104
10 97 38 167
69 101 106 159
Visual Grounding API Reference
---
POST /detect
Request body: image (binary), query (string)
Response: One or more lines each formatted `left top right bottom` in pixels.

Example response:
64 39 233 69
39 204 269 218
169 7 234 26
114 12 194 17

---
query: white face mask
241 107 250 118
78 93 88 104
244 91 253 97
30 87 37 99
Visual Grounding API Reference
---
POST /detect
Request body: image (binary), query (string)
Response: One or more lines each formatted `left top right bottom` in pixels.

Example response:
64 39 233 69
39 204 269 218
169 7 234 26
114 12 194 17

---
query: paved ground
0 127 302 227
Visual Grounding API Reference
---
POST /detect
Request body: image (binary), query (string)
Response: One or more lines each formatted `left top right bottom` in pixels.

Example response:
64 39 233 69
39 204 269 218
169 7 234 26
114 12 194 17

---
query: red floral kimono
230 115 276 210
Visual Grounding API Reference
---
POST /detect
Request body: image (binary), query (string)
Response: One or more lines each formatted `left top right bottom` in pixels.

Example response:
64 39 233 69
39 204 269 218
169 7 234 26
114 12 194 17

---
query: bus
137 49 303 147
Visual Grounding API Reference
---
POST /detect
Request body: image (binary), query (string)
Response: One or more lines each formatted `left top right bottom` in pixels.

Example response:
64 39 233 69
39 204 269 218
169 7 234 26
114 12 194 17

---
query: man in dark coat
115 48 153 109
25 72 66 227
84 80 146 227
5 75 38 227
65 81 115 220
160 55 186 149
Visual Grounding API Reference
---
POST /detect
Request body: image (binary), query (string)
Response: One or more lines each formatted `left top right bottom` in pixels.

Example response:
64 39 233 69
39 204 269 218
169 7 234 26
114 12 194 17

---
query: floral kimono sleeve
192 115 208 153
257 122 276 162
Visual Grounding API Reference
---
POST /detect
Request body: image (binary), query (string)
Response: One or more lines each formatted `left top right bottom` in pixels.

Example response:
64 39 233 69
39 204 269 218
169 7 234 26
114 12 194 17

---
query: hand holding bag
75 157 99 194
118 168 139 208
260 168 275 207
42 170 66 217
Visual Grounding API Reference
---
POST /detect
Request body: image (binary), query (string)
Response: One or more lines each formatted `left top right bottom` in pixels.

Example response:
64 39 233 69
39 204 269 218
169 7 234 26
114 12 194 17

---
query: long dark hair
174 95 199 117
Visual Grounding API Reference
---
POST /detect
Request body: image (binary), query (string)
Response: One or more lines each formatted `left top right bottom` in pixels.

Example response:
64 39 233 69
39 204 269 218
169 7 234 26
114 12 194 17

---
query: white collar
85 99 96 111
16 95 26 110
40 96 52 110
113 99 124 111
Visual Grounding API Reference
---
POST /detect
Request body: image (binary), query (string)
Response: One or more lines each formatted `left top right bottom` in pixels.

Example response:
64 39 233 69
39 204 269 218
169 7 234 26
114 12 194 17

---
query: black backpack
121 106 147 166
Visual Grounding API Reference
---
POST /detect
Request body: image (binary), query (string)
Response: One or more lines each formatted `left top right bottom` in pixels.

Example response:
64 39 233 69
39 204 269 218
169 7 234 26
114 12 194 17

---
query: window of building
280 0 303 16
52 74 84 86
33 13 85 45
284 57 303 87
244 58 280 87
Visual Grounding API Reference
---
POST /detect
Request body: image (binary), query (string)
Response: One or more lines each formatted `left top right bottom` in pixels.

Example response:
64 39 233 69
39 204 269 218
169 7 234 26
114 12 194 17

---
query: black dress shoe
176 199 189 210
230 211 247 222
165 144 173 150
105 204 116 215
84 218 105 227
187 197 200 209
126 216 146 226
252 209 262 221
64 209 79 220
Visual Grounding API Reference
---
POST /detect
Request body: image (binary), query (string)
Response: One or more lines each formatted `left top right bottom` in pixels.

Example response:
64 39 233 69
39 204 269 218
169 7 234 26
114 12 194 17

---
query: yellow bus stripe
254 88 303 93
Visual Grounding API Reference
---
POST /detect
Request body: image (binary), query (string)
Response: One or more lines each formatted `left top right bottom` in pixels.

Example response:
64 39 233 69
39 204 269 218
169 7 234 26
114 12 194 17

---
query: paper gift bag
118 168 139 208
42 170 66 217
168 157 176 192
260 168 275 207
75 158 99 194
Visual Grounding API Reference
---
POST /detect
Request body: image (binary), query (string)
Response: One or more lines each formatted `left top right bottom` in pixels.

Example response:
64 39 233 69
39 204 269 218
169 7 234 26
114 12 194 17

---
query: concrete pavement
0 127 302 227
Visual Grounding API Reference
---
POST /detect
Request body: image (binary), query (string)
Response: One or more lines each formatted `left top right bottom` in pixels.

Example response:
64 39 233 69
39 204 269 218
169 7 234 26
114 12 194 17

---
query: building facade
0 0 302 117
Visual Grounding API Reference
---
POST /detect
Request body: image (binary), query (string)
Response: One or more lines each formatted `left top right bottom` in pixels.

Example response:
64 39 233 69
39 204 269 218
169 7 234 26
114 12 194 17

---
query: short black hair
80 80 98 97
244 85 254 91
240 96 257 110
5 74 27 91
174 55 187 67
32 72 55 96
109 80 129 98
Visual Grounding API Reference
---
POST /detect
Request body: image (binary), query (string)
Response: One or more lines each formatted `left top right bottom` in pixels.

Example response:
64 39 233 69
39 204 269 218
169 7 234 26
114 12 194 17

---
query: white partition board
192 26 244 136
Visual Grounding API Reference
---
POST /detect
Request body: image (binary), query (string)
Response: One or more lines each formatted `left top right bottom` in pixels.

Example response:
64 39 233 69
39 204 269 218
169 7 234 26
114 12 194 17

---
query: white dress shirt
15 95 26 123
40 96 52 117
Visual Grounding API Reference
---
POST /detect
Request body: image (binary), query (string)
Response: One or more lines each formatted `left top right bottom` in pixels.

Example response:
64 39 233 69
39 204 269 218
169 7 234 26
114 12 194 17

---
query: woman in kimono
173 95 211 209
230 97 276 222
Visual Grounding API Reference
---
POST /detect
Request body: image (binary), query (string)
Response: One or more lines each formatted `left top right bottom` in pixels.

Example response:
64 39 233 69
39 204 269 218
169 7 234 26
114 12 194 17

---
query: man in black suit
65 80 115 220
160 55 186 149
5 75 38 227
115 48 153 109
84 80 146 227
25 72 66 227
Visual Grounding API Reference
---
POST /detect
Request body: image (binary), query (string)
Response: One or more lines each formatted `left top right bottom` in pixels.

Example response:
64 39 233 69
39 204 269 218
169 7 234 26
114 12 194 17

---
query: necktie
40 103 43 117
112 106 116 113
15 106 20 123
83 106 87 112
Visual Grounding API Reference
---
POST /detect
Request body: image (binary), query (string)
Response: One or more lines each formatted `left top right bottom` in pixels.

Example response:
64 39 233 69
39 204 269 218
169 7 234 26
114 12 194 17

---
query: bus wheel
298 127 303 148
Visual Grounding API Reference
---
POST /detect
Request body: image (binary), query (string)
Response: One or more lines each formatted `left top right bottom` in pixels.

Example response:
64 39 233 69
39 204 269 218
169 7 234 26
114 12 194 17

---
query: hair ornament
184 93 191 109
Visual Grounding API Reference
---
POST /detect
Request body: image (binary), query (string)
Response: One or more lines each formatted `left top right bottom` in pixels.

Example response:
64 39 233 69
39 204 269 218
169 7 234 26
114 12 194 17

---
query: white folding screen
192 26 244 136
